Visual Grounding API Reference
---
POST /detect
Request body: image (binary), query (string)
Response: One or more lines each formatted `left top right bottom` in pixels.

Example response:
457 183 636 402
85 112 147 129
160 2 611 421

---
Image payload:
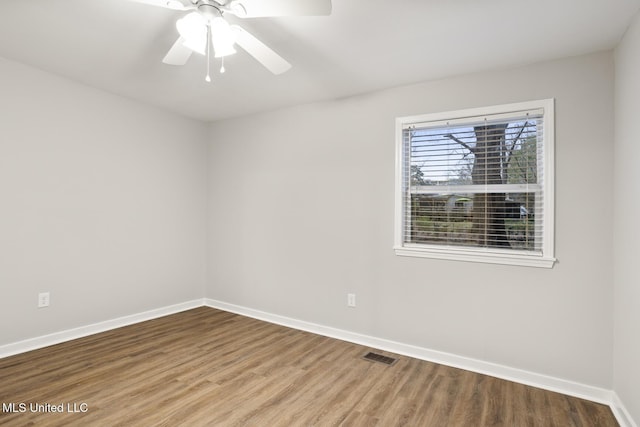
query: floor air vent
362 351 398 366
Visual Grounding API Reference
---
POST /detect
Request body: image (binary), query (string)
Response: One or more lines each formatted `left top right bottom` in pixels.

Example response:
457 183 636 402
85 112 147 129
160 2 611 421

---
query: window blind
401 109 545 253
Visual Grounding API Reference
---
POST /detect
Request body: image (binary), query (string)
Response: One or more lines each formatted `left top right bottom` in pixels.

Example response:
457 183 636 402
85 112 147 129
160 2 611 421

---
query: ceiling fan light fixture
176 12 207 54
213 42 236 58
154 0 321 73
210 17 237 57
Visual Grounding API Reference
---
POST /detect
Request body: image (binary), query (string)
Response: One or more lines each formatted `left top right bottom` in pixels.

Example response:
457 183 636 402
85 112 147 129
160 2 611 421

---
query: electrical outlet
38 292 50 308
347 293 356 308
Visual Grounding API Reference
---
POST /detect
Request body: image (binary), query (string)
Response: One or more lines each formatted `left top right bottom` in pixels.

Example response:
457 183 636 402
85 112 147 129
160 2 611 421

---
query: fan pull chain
220 57 226 74
205 24 212 83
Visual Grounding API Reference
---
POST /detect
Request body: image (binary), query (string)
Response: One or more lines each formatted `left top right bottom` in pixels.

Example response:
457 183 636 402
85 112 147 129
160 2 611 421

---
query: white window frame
394 99 556 268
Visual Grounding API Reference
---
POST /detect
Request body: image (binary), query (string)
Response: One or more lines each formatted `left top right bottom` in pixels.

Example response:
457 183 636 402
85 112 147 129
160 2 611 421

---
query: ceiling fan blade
127 0 190 11
228 0 331 18
163 37 194 65
232 26 291 74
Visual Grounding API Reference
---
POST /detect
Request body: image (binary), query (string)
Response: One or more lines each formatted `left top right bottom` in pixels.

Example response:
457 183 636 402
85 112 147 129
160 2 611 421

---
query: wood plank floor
0 307 618 426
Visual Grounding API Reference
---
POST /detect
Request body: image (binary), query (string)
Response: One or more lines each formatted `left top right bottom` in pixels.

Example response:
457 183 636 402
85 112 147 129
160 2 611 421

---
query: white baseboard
1 298 635 427
0 299 204 359
611 392 639 427
205 299 630 422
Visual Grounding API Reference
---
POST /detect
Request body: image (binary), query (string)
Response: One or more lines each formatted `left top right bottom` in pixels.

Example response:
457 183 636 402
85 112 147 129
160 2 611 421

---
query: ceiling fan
128 0 332 80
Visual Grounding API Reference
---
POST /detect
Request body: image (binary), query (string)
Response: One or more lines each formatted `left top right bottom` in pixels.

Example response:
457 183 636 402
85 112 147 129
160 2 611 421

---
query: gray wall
614 11 640 424
0 57 209 344
1 39 630 413
207 51 615 389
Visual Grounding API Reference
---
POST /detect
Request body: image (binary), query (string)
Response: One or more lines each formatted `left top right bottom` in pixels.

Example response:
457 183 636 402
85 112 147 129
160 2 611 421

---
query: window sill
394 245 556 268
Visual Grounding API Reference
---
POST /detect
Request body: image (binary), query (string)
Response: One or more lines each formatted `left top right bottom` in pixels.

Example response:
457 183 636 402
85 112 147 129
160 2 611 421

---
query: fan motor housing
196 0 224 20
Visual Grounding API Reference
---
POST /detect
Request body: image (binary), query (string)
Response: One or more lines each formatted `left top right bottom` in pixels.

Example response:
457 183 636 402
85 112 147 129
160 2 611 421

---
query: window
394 99 555 268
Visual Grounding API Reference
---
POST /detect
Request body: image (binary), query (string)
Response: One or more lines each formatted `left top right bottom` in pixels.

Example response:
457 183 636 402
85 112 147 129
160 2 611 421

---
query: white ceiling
1 0 638 122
